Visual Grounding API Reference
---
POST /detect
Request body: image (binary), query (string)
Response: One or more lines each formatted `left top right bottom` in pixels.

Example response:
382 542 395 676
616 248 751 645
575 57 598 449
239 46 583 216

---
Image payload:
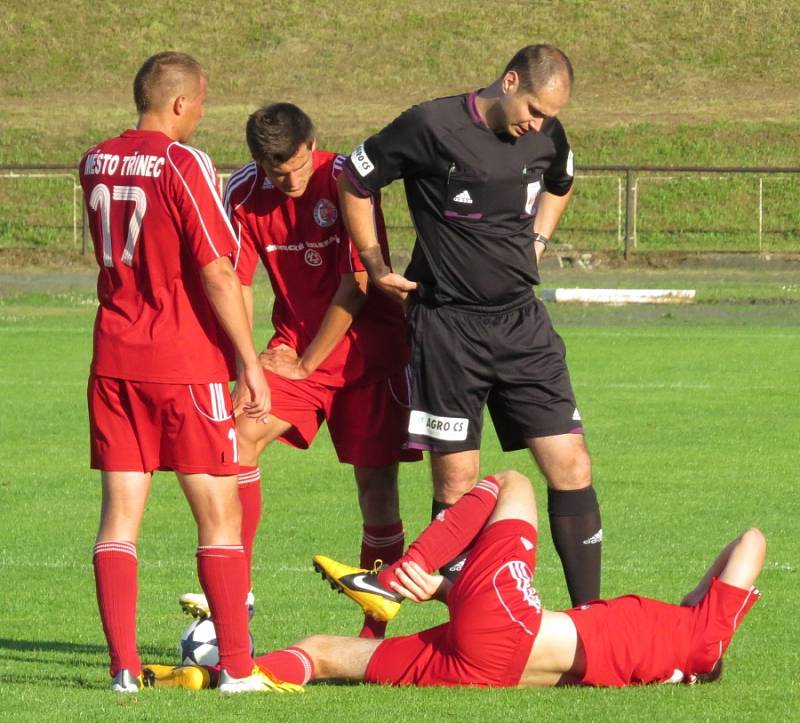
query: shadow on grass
0 638 179 691
0 637 170 657
0 638 106 654
1 671 104 690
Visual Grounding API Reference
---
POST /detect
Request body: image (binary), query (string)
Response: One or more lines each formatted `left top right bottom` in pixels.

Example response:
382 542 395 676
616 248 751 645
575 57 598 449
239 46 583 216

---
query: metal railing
579 164 800 257
2 163 798 257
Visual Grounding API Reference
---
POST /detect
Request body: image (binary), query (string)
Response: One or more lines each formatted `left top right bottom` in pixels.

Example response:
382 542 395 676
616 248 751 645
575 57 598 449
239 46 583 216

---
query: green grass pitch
0 285 798 721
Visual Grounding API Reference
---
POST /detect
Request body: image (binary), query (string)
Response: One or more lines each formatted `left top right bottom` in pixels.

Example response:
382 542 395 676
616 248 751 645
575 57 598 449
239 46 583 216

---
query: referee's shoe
312 555 402 622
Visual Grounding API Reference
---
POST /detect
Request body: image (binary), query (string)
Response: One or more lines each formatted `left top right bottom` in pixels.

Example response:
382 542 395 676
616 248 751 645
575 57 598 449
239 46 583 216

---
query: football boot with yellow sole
218 666 304 694
178 590 255 620
312 555 402 622
142 664 210 690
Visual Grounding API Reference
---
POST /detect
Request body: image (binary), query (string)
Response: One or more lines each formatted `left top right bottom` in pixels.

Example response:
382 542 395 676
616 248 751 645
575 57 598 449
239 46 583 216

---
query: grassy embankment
2 1 799 253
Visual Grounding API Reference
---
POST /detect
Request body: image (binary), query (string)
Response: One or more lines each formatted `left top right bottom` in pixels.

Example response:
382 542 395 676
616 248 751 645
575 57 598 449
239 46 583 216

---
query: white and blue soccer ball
180 618 255 667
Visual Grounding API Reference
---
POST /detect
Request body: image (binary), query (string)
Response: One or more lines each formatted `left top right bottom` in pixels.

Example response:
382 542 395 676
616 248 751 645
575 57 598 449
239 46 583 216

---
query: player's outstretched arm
681 528 766 607
260 271 368 380
199 256 270 419
337 173 416 303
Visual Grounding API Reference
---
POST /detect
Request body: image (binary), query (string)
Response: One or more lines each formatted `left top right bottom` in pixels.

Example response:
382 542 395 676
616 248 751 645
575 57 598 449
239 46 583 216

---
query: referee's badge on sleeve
351 143 375 177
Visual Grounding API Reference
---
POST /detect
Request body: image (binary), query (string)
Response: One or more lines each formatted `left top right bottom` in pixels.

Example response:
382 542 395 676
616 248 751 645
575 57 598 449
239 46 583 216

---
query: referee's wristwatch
532 232 549 248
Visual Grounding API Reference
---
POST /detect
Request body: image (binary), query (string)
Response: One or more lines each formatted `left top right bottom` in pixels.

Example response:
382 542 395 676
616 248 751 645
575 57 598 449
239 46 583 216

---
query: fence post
758 177 763 253
624 169 635 259
81 197 87 255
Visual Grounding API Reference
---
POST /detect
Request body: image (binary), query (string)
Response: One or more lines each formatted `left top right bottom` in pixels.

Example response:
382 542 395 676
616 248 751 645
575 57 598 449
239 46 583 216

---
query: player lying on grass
145 469 763 691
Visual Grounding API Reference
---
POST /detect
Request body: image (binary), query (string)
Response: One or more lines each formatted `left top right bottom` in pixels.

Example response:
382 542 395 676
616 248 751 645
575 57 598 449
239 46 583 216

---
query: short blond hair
133 52 206 114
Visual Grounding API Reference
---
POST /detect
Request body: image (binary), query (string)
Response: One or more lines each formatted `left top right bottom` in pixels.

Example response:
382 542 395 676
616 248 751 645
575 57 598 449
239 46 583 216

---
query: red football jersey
225 150 407 387
80 130 238 383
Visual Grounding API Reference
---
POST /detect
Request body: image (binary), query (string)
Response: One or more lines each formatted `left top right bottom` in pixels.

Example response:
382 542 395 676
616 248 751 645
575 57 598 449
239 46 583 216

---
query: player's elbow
337 273 369 314
199 256 237 292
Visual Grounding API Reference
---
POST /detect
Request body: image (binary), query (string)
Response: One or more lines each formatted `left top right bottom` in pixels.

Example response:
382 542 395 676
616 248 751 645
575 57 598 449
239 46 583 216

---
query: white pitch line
1 557 793 574
586 382 714 390
0 380 88 386
0 327 91 333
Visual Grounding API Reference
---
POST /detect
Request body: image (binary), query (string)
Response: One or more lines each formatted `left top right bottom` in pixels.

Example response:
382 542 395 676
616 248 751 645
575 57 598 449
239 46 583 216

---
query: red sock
196 545 253 678
238 466 262 589
255 646 315 685
377 477 500 590
359 521 404 638
93 541 140 677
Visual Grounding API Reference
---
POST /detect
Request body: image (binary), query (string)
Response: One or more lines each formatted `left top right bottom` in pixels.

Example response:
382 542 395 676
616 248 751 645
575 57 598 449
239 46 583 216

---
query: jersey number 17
89 183 148 267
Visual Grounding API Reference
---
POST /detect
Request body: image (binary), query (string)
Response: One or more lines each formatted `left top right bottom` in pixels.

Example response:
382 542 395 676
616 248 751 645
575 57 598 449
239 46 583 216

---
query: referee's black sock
431 499 468 584
548 486 602 606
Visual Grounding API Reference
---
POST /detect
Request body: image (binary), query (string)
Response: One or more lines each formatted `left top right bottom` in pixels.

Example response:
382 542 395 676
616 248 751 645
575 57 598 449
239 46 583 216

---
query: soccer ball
180 618 255 667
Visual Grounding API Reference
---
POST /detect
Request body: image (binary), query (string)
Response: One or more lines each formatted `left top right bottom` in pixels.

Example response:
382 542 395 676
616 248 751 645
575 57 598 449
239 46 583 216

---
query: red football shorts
88 375 238 475
365 519 542 687
265 367 422 466
565 578 760 686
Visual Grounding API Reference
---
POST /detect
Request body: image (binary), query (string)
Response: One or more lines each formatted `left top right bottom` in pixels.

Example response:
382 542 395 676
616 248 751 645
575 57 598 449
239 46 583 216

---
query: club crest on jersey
304 249 323 267
313 198 338 228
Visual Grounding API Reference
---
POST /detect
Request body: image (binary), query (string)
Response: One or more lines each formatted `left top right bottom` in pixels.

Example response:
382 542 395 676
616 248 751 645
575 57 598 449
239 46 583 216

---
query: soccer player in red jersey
80 52 280 694
179 103 420 639
302 472 762 689
146 469 762 691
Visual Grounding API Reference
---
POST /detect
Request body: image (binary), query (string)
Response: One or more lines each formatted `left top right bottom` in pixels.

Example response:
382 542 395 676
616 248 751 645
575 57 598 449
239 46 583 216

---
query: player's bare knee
494 470 536 507
237 428 270 467
236 417 263 448
491 469 529 490
740 527 766 556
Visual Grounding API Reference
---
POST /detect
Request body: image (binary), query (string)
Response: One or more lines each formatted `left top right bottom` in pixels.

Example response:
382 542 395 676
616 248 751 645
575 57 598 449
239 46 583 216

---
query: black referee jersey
344 92 574 308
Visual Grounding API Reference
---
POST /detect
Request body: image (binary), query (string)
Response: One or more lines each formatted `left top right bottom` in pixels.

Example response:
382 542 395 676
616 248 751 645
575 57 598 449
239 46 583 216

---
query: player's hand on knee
388 561 445 603
238 363 271 422
259 343 309 380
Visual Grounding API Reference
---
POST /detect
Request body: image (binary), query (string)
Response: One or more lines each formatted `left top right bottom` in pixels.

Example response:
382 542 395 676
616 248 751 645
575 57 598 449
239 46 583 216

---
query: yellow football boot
218 665 304 694
312 555 402 622
142 663 211 690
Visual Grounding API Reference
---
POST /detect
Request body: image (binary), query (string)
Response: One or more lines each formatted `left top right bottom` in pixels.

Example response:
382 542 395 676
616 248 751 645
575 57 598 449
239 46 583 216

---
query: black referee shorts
405 294 583 453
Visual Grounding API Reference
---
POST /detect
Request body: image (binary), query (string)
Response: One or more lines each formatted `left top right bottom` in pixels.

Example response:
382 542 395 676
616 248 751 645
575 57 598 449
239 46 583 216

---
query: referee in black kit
338 44 601 606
